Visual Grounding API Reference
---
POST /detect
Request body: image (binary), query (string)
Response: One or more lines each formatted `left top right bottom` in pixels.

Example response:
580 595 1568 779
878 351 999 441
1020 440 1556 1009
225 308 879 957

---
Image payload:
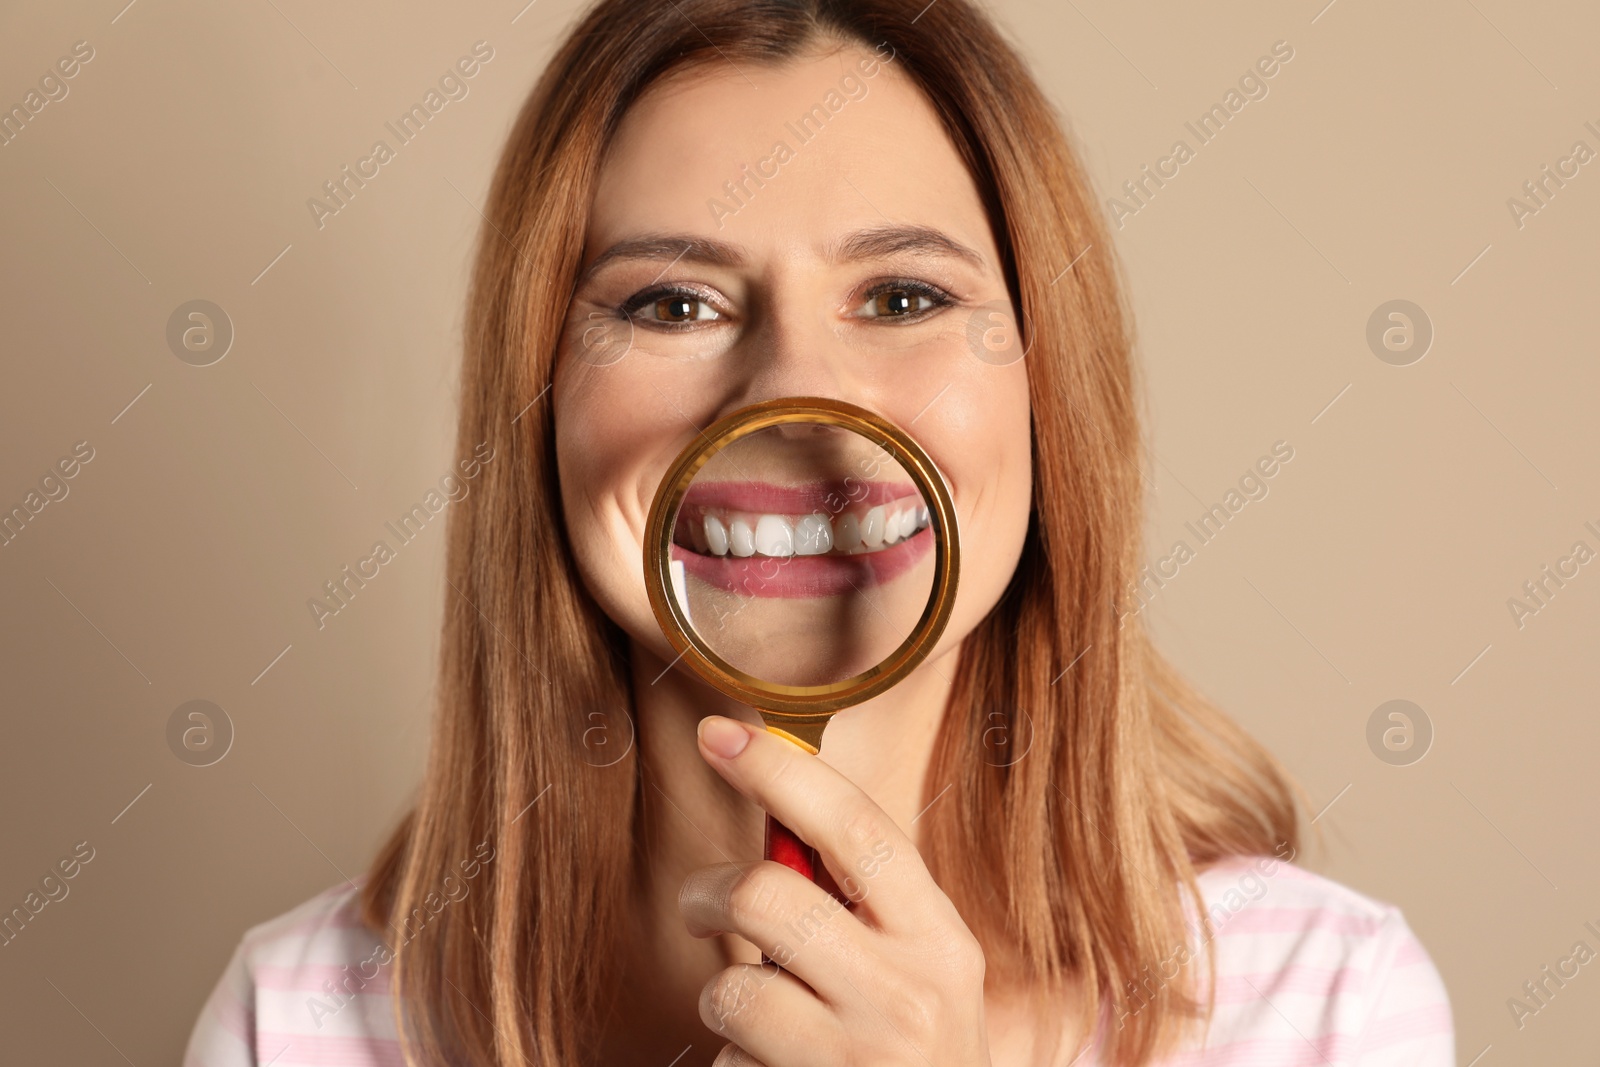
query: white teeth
688 500 927 559
753 515 794 557
728 518 755 557
703 515 729 556
794 514 832 555
861 505 886 549
835 512 860 554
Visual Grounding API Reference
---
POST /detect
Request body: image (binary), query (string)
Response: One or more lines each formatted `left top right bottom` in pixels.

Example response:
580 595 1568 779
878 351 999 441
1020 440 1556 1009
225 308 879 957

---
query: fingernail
699 716 750 760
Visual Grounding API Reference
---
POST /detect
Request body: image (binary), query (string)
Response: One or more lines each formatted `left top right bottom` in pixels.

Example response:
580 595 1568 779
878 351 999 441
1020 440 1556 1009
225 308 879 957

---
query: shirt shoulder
1157 854 1454 1066
182 881 403 1067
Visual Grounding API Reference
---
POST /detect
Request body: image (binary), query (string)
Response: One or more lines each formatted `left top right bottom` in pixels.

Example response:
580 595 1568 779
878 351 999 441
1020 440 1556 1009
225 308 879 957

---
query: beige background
1 0 1595 1062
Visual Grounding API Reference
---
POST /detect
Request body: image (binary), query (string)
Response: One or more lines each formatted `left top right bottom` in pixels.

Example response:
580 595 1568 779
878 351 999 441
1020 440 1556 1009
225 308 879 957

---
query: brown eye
872 289 919 316
655 295 699 322
624 290 719 327
858 281 948 320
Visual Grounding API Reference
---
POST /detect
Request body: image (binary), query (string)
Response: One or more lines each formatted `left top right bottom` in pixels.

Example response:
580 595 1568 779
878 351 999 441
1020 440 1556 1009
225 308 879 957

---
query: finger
695 715 933 930
701 962 840 1067
679 860 866 997
711 1044 768 1067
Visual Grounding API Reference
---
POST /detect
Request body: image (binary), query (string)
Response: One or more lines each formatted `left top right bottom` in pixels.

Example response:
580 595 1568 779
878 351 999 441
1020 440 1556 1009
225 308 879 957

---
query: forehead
586 45 995 263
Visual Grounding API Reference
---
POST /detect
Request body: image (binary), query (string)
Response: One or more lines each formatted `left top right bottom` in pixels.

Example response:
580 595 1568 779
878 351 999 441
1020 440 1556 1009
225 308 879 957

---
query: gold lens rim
643 397 961 720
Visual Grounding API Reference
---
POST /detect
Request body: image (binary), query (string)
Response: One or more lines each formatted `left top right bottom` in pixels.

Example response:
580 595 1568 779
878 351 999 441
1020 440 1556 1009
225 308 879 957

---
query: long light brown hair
362 1 1301 1063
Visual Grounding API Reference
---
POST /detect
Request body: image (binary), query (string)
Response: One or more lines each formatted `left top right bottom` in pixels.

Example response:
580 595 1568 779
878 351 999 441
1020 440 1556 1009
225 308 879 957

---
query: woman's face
555 44 1032 678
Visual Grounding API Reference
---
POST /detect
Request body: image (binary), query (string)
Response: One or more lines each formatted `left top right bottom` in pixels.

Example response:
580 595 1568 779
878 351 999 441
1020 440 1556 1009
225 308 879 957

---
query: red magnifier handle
759 731 851 969
763 810 852 905
764 814 816 881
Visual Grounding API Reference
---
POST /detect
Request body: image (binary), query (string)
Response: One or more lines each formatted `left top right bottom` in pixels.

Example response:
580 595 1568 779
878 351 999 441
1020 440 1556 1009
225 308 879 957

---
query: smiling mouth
674 481 930 558
670 480 934 598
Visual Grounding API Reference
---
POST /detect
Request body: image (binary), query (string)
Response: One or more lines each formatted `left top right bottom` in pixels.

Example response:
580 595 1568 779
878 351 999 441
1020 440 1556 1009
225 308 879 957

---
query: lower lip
670 526 934 599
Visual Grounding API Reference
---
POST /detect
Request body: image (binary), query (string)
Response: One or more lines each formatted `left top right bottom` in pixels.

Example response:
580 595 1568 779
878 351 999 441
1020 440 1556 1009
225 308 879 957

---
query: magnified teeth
704 515 729 556
679 496 932 559
729 518 755 557
753 515 794 557
794 514 832 555
861 505 886 549
835 512 860 553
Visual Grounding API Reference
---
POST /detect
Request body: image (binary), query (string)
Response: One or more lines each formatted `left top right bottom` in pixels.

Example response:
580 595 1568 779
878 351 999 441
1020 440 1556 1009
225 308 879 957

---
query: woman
185 0 1454 1064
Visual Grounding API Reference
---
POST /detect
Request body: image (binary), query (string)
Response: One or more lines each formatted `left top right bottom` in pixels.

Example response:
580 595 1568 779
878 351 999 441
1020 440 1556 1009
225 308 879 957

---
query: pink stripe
1212 963 1366 1004
1166 1033 1359 1067
1391 937 1430 966
256 1033 405 1067
254 963 394 995
1211 906 1384 938
1361 1003 1455 1048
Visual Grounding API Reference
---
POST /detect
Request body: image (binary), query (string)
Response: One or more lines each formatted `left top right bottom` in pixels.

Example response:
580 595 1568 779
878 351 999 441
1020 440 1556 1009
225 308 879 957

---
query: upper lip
679 480 914 514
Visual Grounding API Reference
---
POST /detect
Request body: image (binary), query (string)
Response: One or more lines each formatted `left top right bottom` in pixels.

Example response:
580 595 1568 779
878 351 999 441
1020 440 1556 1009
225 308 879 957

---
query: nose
718 297 855 413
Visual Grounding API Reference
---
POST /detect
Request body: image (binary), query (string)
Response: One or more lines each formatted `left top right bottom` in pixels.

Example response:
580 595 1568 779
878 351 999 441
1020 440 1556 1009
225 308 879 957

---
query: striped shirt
183 855 1453 1065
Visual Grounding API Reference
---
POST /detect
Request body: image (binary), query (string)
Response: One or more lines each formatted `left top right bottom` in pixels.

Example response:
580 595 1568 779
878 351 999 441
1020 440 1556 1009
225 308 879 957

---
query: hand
680 714 993 1067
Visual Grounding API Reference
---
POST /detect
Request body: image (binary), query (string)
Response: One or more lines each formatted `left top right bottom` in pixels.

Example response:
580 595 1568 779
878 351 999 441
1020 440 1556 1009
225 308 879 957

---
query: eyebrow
577 224 987 285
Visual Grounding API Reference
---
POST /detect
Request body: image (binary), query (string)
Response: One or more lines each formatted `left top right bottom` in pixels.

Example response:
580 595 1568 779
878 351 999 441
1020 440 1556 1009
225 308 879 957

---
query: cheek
553 359 680 645
935 360 1031 509
966 367 1033 544
920 363 1032 643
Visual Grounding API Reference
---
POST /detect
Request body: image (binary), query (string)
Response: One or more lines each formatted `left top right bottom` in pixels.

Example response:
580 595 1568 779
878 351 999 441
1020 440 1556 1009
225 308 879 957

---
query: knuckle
904 1000 939 1042
872 967 918 1011
950 929 987 983
702 968 760 1033
926 922 987 986
712 1043 758 1067
836 802 883 857
727 866 785 927
885 984 939 1041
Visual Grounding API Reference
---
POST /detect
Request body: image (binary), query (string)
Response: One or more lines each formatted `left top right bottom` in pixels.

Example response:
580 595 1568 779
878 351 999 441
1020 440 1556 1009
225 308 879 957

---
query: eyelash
615 277 956 330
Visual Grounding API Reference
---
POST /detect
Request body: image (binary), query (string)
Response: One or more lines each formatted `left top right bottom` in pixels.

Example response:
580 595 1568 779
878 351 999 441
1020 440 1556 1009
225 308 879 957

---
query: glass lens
665 420 939 688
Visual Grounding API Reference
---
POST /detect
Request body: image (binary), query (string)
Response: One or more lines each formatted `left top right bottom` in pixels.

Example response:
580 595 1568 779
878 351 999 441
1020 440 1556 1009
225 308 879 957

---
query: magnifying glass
644 396 960 898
